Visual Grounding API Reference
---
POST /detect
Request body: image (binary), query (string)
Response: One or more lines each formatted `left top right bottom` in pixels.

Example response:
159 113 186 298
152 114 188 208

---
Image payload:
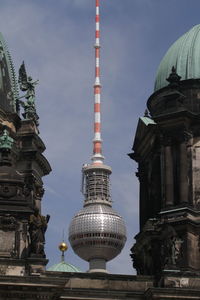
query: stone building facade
129 24 200 293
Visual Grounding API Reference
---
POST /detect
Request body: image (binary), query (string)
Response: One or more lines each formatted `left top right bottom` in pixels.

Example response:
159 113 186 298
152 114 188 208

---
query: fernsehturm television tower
69 0 126 273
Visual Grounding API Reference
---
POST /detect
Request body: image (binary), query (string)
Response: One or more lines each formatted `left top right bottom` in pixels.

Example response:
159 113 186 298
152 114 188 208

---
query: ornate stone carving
176 130 193 144
0 129 14 149
22 221 28 243
0 265 7 275
136 168 146 182
130 238 153 275
0 215 17 230
165 277 189 288
23 175 35 198
130 219 161 276
35 186 44 199
183 130 193 143
0 184 17 198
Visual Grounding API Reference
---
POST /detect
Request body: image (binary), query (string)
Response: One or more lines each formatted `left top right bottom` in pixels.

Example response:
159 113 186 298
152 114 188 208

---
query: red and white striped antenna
92 0 104 165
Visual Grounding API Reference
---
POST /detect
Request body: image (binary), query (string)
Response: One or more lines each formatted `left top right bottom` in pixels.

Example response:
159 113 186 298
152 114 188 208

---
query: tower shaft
93 0 104 164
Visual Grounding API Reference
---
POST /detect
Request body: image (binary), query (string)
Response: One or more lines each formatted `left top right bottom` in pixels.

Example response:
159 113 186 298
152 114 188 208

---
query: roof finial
166 66 181 87
144 109 150 117
58 242 68 262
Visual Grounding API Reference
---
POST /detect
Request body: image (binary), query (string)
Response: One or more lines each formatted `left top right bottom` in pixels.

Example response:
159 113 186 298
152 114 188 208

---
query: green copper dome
47 261 81 273
155 24 200 91
0 33 18 112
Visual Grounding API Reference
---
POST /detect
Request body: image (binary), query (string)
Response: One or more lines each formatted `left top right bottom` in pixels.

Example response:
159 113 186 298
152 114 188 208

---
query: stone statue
130 243 145 275
0 129 14 150
29 208 50 257
18 61 39 125
171 236 183 265
161 225 183 267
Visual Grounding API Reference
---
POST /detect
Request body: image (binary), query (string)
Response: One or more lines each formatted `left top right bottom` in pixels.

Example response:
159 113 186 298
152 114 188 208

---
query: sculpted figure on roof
18 61 39 125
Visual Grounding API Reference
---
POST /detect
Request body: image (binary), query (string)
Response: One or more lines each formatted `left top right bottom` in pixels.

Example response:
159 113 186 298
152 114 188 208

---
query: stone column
35 186 44 212
179 132 191 204
137 163 148 229
164 138 174 207
19 220 29 258
160 144 165 209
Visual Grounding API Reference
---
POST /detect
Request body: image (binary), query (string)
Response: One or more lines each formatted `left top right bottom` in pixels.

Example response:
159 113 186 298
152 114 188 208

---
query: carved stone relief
0 215 17 230
0 184 17 198
131 222 183 275
0 230 15 257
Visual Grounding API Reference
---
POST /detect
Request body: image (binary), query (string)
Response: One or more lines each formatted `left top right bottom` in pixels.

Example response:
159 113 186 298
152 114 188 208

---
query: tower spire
92 0 104 164
69 0 126 273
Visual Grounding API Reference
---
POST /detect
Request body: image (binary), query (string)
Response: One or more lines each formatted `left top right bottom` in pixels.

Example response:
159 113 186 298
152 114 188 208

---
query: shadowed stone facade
129 26 200 293
0 33 51 277
130 73 200 280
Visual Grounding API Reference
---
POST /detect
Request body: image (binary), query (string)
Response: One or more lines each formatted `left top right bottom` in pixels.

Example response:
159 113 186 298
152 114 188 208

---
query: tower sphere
69 203 126 262
155 24 200 91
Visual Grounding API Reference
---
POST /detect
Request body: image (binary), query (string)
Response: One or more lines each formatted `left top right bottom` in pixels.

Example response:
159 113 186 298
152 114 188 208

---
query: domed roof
155 24 200 91
47 241 82 273
47 261 81 272
0 33 18 112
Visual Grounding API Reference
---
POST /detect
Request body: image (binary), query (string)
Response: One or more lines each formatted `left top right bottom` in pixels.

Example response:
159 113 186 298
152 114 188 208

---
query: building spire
69 0 126 273
92 0 104 164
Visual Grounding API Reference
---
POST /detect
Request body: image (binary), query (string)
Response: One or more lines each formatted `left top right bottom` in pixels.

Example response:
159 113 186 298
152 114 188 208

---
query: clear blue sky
0 0 199 274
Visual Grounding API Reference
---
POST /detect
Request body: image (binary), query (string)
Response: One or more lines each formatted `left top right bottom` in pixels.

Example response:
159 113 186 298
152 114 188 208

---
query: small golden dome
59 242 68 252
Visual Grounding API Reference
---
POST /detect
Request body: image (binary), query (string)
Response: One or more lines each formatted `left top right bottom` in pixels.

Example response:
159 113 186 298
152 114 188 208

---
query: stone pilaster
163 137 174 207
179 132 192 204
